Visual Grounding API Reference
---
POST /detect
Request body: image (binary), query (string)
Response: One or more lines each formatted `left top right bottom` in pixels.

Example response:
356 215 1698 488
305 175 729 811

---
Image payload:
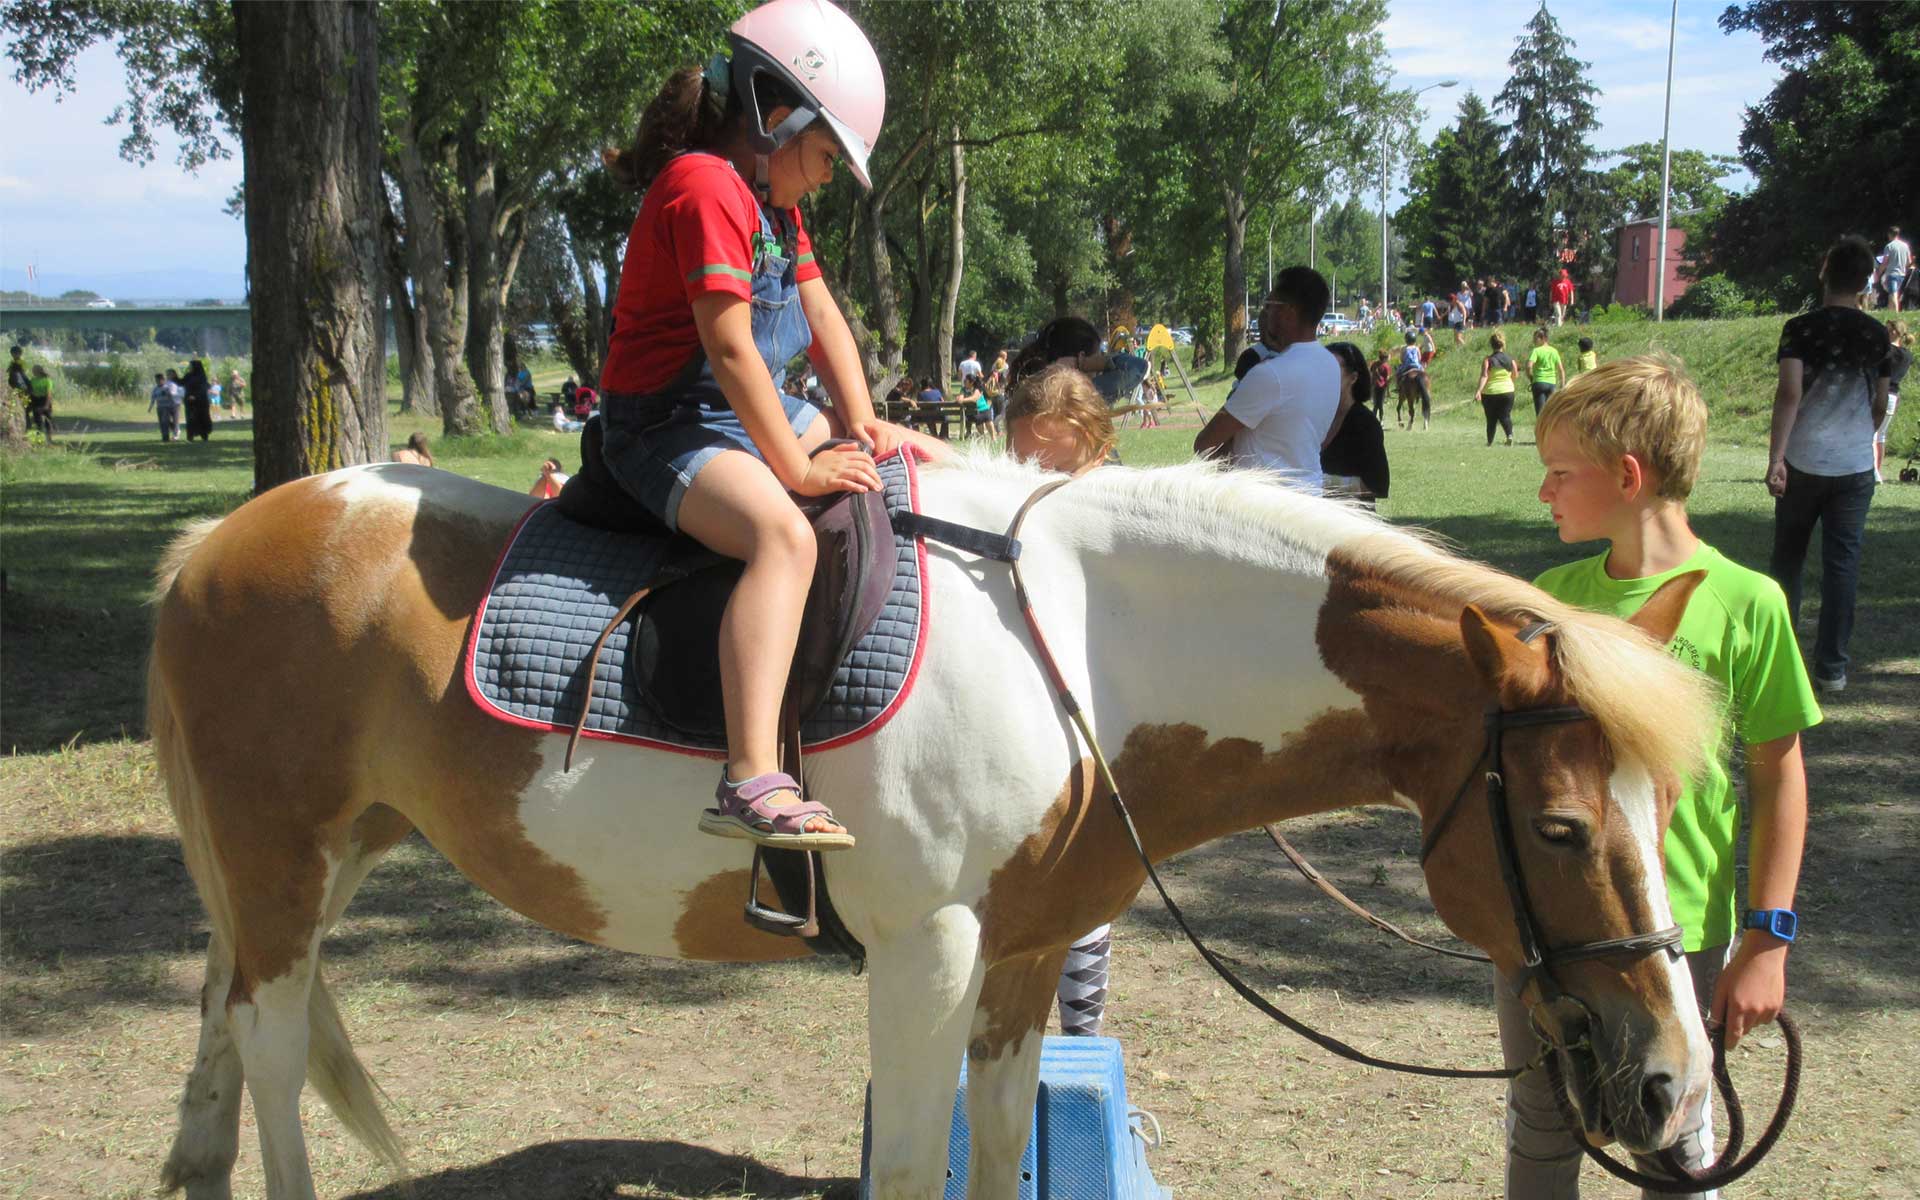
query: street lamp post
1654 0 1678 322
1382 79 1457 318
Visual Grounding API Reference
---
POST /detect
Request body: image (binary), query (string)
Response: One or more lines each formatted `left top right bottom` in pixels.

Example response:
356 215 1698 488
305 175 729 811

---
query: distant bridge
0 304 251 355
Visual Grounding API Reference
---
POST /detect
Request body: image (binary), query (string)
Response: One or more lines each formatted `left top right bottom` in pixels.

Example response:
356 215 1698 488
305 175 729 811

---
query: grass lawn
2 323 1917 1197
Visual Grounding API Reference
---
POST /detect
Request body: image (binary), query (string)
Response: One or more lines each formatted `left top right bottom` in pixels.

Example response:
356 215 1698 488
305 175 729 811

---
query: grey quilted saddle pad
465 450 926 756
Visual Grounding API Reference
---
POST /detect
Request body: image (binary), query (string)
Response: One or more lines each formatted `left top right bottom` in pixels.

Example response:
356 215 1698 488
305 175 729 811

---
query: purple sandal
699 771 856 850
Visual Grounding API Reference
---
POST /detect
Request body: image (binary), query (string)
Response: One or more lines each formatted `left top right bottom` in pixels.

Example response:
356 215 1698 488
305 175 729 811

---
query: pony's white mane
924 447 1720 783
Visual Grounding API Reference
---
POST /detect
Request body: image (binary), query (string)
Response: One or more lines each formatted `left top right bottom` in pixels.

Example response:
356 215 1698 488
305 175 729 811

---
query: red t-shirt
1551 276 1574 304
600 153 822 395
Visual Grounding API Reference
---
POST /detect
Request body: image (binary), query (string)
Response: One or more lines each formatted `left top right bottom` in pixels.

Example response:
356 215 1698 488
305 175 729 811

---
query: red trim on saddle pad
459 445 932 760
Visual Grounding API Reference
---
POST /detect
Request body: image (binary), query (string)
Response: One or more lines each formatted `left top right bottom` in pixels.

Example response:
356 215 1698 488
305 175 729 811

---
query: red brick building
1614 216 1693 311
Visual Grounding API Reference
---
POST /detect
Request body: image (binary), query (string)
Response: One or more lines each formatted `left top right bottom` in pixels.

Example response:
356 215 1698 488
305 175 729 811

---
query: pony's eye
1534 818 1585 847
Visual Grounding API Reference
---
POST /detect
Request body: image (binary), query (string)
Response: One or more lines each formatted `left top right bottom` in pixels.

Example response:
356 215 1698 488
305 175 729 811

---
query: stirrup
743 844 820 939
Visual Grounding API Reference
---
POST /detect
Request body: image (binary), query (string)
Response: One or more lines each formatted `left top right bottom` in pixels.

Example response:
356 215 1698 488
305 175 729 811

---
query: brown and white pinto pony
149 452 1718 1200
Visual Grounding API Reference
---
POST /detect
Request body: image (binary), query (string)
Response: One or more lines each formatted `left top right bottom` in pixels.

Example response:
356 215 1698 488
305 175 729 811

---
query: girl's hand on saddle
853 417 907 458
793 442 882 497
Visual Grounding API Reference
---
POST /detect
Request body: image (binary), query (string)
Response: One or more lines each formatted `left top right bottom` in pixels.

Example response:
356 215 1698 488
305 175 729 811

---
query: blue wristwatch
1742 908 1798 943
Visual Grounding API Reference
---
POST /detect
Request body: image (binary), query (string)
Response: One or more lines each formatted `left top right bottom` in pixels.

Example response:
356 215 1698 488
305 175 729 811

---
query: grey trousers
1496 945 1728 1200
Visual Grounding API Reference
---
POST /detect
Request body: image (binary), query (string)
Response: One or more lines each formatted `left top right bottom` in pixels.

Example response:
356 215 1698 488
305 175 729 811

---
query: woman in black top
1320 341 1389 507
180 360 213 442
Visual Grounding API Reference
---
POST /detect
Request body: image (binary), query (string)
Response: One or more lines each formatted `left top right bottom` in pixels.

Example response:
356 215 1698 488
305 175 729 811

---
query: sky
0 3 1783 299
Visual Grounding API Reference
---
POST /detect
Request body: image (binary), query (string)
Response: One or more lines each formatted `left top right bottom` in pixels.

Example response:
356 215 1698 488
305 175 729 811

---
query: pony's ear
1625 570 1705 648
1460 605 1552 706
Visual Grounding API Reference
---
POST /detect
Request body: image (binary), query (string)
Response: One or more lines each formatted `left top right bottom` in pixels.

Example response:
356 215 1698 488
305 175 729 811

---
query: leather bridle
1414 622 1685 1028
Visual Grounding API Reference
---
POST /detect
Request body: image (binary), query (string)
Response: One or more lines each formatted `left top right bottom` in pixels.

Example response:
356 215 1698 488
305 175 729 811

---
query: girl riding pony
597 0 933 851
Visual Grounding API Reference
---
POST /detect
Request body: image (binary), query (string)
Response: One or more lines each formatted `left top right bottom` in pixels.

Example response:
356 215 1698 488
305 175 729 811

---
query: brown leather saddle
554 417 892 963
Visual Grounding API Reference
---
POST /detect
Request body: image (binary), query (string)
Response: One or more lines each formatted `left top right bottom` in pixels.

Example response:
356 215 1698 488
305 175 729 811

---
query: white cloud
0 43 245 280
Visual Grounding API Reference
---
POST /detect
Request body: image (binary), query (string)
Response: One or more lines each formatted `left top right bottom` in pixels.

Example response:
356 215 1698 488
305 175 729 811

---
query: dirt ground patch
3 697 1916 1200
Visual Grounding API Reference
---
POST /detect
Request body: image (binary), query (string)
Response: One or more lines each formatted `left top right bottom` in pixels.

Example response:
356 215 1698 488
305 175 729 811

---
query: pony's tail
306 968 408 1175
148 520 407 1180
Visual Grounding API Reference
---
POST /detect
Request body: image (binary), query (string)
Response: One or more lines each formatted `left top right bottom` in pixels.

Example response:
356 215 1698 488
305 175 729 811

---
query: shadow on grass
0 830 845 1036
341 1138 855 1200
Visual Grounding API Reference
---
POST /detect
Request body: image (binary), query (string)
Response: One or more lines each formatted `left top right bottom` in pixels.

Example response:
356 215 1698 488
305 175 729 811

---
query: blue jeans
1769 465 1875 682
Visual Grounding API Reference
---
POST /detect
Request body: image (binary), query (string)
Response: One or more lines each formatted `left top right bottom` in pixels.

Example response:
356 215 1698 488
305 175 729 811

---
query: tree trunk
461 137 511 434
860 189 906 379
815 254 884 389
381 189 435 415
1222 183 1250 364
234 0 385 492
391 125 478 434
935 128 966 394
1103 214 1138 333
564 216 608 383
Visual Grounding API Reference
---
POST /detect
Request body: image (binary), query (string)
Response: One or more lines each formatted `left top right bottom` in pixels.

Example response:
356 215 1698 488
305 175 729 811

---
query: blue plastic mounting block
858 1035 1171 1200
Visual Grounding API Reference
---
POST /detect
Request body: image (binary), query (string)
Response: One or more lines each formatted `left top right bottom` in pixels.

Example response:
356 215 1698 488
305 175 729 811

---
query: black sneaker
1815 674 1847 694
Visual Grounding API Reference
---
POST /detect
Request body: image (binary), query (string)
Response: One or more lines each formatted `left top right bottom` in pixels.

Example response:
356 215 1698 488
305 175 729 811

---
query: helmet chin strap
754 154 772 203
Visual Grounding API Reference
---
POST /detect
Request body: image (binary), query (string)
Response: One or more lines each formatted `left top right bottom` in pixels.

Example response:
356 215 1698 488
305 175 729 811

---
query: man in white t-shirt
957 349 983 384
1194 266 1341 489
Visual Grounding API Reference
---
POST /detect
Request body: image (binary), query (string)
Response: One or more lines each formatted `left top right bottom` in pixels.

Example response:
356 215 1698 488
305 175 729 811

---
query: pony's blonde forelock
925 451 1720 784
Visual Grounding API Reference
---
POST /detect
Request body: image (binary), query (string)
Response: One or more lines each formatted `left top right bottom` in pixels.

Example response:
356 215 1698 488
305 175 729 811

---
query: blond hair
1005 364 1116 471
1888 319 1911 349
1537 353 1707 500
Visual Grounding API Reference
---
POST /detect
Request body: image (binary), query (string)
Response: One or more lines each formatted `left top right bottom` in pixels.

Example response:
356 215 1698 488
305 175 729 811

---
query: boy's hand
1765 458 1789 497
1711 938 1788 1049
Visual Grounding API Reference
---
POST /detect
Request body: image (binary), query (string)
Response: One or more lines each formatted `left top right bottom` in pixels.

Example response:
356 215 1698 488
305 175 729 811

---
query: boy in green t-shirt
1499 354 1819 1199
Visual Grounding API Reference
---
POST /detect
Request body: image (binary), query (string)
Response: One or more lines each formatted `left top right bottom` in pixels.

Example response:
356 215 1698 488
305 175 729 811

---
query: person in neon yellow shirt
1526 326 1565 417
1498 354 1819 1198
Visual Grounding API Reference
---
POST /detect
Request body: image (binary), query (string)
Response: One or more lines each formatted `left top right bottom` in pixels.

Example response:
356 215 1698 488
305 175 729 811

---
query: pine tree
1399 91 1510 295
1495 3 1603 283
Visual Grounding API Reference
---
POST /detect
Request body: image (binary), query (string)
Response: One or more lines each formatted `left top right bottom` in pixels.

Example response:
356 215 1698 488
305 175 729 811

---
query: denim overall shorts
601 198 820 532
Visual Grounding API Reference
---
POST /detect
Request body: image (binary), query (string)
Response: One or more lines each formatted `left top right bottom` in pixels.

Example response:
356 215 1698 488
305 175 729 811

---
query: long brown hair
604 63 806 193
1008 317 1102 388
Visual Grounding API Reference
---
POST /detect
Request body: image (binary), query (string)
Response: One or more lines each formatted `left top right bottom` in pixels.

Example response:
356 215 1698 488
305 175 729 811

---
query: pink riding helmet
724 0 886 190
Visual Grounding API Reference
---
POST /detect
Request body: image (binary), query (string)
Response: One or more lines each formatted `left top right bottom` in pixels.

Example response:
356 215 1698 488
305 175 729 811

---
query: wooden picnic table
883 398 980 439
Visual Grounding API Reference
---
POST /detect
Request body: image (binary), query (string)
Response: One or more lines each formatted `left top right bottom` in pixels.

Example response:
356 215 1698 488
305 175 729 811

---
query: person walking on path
1194 266 1341 490
1550 267 1574 326
1767 236 1892 692
25 365 56 441
957 348 982 386
180 359 213 441
1527 326 1565 417
1474 331 1518 445
226 369 246 417
149 371 183 441
1880 226 1910 313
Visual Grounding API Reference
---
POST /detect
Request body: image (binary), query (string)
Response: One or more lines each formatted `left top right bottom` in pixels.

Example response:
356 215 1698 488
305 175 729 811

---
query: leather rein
994 474 1799 1192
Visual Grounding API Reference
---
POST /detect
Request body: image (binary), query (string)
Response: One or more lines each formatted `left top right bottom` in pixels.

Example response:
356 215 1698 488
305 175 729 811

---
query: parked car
1170 327 1193 345
1318 311 1357 336
85 298 116 309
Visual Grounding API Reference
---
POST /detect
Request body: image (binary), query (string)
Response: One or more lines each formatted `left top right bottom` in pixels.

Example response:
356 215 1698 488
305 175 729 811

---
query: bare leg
673 437 843 836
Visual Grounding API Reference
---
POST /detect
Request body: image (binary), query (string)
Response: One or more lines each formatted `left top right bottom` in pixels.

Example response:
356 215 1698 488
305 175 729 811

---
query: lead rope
998 475 1803 1179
